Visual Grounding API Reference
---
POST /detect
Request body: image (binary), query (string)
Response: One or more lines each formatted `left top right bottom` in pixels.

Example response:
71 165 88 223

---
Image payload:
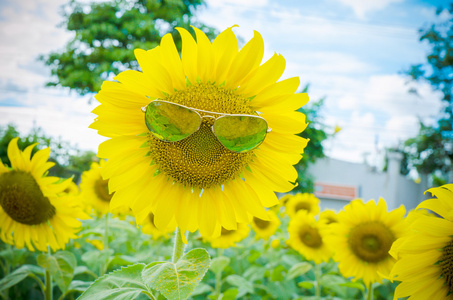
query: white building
308 152 429 212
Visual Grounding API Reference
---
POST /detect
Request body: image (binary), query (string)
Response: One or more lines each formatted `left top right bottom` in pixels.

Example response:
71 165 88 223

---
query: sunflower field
1 25 453 300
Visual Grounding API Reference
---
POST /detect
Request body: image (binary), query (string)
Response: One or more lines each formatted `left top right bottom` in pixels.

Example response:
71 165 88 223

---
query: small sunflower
318 209 338 224
90 26 308 238
0 138 88 252
326 198 405 285
204 223 250 249
287 210 332 264
391 184 453 299
79 160 112 215
141 212 176 240
251 209 281 240
285 193 320 218
62 180 80 195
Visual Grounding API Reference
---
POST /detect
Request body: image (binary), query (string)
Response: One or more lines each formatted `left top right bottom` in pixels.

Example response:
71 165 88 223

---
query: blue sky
0 0 449 165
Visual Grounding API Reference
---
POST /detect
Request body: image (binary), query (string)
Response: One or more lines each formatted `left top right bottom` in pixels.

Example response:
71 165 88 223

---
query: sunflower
287 210 332 264
90 26 308 238
62 180 79 195
318 209 338 224
285 193 320 218
391 184 453 299
79 159 112 215
0 138 88 252
325 198 405 285
141 212 176 240
204 223 250 249
251 209 281 240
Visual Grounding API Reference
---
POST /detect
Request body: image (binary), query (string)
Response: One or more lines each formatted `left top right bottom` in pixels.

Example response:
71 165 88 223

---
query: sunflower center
221 227 235 236
348 221 395 263
0 171 56 225
148 213 155 227
94 178 113 202
148 83 255 189
298 224 323 248
295 202 311 213
253 217 270 229
441 239 453 293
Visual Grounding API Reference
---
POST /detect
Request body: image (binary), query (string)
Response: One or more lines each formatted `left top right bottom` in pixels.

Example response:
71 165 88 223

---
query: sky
0 0 449 165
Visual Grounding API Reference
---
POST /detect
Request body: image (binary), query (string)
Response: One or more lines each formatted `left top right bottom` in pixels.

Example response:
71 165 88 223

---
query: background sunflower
285 193 320 218
391 184 453 299
251 209 281 241
204 223 250 249
287 210 332 264
0 137 88 252
326 198 406 285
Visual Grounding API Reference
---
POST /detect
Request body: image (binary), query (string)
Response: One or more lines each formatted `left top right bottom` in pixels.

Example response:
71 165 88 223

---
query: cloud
333 0 405 20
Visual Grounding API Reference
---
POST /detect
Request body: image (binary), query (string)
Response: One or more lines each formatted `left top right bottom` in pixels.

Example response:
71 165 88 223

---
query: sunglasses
142 100 271 153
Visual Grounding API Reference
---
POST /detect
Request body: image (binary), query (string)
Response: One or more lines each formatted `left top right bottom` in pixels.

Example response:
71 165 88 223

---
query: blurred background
0 0 451 209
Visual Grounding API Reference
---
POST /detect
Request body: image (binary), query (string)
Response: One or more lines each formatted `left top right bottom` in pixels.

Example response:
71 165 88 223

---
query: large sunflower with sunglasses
90 26 308 238
0 138 88 251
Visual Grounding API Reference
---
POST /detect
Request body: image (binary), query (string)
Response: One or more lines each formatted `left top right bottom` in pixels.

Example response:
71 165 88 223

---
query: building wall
307 155 428 212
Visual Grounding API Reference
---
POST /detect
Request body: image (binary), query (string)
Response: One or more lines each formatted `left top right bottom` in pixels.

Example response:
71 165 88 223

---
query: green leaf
37 251 77 293
286 262 312 280
220 288 239 300
142 248 211 300
0 265 44 291
271 265 287 282
339 281 366 292
298 281 314 289
243 265 265 282
225 275 254 298
74 266 98 279
247 250 261 264
209 256 230 274
190 282 213 296
78 263 152 300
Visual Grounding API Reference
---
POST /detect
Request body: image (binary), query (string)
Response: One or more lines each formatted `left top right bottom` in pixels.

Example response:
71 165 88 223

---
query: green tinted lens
213 115 268 153
145 101 201 142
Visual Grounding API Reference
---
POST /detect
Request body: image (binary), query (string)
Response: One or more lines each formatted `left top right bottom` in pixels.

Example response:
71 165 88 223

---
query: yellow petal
197 189 218 237
113 70 161 98
212 26 239 85
160 33 186 91
192 26 214 84
134 48 173 95
225 30 264 89
97 136 146 159
176 27 198 85
237 53 285 97
252 77 300 106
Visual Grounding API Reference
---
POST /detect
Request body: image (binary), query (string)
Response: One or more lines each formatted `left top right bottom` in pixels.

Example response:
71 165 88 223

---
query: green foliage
0 210 399 300
294 84 330 193
41 0 216 95
78 248 211 300
0 123 96 182
37 251 77 294
143 249 211 300
401 3 453 180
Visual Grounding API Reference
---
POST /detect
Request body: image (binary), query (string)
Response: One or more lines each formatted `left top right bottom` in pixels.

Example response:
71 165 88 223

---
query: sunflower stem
315 263 321 299
214 248 225 298
172 227 186 263
104 213 109 250
44 249 52 300
366 282 373 300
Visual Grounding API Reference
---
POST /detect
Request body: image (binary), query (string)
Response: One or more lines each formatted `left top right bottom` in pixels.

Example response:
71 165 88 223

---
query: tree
294 85 330 193
401 3 453 184
41 0 216 95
